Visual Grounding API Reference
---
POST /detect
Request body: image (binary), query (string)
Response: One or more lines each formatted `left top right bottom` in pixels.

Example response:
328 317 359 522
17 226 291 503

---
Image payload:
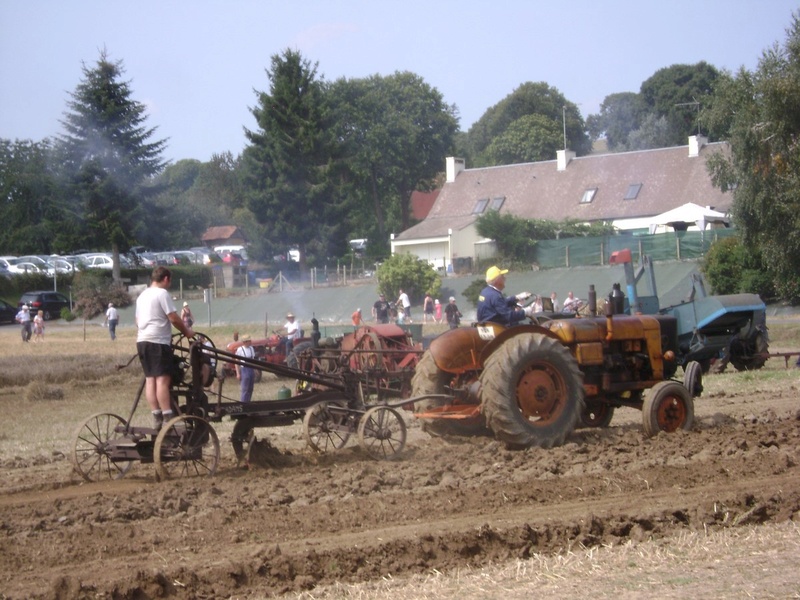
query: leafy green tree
57 50 167 278
702 236 774 299
70 270 131 320
703 14 800 300
638 62 720 146
624 114 674 151
328 72 459 246
466 82 591 167
0 138 61 254
241 49 336 270
586 92 643 151
375 253 441 305
483 114 562 165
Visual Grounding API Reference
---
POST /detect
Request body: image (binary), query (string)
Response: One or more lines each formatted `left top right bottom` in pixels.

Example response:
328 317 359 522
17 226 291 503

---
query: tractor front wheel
642 381 694 437
481 333 584 449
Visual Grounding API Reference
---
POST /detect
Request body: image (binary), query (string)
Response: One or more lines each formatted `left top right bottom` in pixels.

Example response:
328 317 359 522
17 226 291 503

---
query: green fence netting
533 229 738 269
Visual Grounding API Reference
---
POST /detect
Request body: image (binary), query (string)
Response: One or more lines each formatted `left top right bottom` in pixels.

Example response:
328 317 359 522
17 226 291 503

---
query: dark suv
18 291 71 320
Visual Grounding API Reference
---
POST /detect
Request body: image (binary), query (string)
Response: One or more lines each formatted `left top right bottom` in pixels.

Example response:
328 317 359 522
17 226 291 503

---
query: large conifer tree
58 50 166 279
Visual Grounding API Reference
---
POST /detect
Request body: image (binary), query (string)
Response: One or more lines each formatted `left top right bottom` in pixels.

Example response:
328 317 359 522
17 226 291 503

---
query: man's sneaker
153 415 163 430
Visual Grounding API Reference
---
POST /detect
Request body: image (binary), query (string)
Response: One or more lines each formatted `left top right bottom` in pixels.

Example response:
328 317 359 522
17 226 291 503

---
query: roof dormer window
625 183 642 200
489 196 505 211
472 198 489 214
581 188 597 204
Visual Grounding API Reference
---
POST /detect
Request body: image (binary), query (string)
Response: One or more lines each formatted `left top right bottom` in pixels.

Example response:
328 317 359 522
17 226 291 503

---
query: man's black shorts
137 342 174 377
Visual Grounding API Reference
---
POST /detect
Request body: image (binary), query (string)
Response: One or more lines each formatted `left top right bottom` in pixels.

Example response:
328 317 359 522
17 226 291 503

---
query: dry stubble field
1 319 800 599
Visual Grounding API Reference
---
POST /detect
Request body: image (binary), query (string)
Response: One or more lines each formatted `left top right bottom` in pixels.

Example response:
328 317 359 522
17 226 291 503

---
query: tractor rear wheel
411 351 485 436
683 360 703 398
730 331 769 372
481 333 584 449
642 381 694 437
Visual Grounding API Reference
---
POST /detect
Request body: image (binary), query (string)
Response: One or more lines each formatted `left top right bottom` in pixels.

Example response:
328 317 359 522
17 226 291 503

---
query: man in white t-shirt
135 267 195 430
283 312 300 355
235 334 256 403
105 302 119 341
396 289 412 323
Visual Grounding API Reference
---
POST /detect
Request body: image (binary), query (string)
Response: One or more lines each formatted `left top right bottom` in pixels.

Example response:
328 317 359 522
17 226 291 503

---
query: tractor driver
476 265 535 326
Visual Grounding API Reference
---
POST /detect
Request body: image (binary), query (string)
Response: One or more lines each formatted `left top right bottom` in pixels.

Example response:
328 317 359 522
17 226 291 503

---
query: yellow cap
485 265 509 282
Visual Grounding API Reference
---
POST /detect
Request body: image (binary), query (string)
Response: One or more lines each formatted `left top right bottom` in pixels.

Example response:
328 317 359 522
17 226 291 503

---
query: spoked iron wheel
642 381 694 437
72 412 134 482
154 415 219 481
303 401 351 453
357 406 407 460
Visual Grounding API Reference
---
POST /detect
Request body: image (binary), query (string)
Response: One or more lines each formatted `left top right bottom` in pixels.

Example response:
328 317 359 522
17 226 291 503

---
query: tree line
2 11 800 301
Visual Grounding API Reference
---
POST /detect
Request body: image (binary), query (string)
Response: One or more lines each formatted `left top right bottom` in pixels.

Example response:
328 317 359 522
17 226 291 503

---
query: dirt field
1 324 800 599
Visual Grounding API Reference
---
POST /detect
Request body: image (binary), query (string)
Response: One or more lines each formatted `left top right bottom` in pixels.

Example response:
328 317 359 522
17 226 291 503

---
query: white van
213 245 248 260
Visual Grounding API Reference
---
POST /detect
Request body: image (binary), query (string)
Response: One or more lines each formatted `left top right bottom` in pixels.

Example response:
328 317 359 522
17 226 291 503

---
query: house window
489 196 505 211
581 188 597 204
625 183 642 200
472 198 489 214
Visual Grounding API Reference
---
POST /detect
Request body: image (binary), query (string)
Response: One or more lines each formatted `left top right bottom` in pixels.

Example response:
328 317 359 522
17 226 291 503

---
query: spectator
476 265 534 326
550 292 560 312
283 312 301 355
135 266 195 430
32 310 45 343
396 288 412 323
372 293 391 324
235 334 256 403
15 304 32 342
423 294 434 323
531 294 543 313
444 297 462 329
105 302 119 341
352 308 363 326
181 302 194 329
562 291 578 313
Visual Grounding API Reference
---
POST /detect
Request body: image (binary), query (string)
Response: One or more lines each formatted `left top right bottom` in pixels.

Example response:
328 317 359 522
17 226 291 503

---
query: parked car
0 299 17 324
8 261 44 275
189 247 222 265
18 291 71 320
81 254 133 270
0 256 18 269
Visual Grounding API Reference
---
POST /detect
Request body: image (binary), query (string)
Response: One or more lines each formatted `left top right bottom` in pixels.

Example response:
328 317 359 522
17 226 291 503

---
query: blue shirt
476 285 526 326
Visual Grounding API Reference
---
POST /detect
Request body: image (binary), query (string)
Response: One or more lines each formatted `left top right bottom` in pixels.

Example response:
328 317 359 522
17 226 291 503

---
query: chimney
446 157 465 183
557 149 576 171
688 135 708 157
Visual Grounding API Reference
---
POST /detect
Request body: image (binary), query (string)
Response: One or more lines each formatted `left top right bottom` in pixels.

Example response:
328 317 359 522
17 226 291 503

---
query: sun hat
449 297 456 302
287 312 295 318
241 334 251 342
183 301 189 307
485 265 509 282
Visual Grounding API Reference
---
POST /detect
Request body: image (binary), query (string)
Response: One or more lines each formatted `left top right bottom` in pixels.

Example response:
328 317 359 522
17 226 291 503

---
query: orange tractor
412 298 696 449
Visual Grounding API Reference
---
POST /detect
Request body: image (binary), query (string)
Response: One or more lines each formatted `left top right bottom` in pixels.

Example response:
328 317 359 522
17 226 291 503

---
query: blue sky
1 0 797 163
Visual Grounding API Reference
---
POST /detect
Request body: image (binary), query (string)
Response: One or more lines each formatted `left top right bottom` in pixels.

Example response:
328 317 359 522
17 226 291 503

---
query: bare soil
1 351 800 599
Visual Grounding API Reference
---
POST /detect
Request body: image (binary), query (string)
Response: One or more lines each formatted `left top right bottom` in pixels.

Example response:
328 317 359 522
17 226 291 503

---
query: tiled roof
202 226 243 242
395 142 732 241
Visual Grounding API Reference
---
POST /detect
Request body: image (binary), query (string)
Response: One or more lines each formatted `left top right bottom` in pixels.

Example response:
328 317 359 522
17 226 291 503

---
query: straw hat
241 334 251 342
287 312 295 318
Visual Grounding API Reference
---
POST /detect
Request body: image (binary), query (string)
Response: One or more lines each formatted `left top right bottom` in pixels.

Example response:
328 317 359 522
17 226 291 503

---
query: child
33 310 45 342
434 299 442 324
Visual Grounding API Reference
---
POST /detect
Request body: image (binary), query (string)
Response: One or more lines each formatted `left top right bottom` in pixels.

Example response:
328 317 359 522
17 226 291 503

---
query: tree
375 253 441 305
328 72 459 246
585 92 643 151
241 49 335 271
703 13 800 300
0 138 61 254
57 50 167 279
638 62 720 146
465 82 591 167
702 236 774 298
483 114 563 165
